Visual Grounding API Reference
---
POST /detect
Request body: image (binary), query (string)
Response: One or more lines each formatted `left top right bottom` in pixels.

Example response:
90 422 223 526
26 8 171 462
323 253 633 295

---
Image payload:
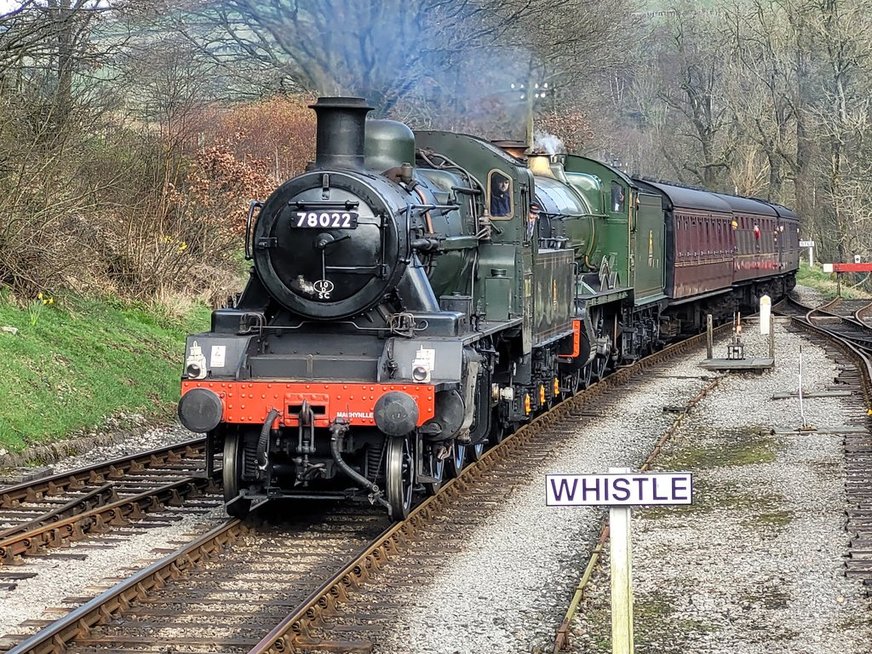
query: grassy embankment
0 293 209 454
796 261 872 299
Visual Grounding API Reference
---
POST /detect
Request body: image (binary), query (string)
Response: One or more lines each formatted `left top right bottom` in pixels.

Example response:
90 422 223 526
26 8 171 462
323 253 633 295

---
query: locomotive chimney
310 96 374 170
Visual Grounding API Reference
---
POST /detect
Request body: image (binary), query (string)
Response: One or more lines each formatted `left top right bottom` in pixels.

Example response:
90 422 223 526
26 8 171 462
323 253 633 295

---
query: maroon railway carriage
767 202 801 275
635 181 734 300
635 179 798 325
713 194 780 283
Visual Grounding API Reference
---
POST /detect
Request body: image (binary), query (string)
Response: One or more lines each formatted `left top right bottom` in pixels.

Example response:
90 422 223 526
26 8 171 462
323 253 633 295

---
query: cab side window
489 171 512 218
611 181 625 213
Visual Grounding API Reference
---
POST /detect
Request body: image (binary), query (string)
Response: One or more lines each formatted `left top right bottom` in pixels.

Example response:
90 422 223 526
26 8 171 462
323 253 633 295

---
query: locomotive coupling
177 388 223 433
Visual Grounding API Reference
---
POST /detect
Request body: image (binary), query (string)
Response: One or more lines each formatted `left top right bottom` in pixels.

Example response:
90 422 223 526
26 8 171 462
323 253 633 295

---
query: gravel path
370 313 872 653
569 320 872 653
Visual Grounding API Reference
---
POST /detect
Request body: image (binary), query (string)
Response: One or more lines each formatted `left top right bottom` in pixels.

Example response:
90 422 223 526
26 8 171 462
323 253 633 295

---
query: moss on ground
740 587 791 610
640 424 782 521
578 586 720 653
749 509 794 529
660 427 777 470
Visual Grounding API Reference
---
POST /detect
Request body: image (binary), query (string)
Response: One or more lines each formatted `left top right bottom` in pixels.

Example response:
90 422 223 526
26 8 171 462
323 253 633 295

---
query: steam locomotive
177 97 799 519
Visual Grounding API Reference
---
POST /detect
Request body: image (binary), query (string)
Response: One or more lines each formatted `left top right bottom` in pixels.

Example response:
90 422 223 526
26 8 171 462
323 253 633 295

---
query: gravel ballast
569 319 872 653
0 422 221 641
0 503 228 639
371 316 872 653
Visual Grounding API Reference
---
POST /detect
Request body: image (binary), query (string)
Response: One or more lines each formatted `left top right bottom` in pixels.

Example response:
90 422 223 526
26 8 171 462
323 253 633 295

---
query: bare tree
170 0 491 113
649 4 735 188
724 1 799 200
168 0 636 121
803 0 872 262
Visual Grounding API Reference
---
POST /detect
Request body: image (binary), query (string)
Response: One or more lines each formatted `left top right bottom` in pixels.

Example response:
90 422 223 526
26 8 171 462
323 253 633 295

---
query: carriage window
611 181 625 213
489 171 513 219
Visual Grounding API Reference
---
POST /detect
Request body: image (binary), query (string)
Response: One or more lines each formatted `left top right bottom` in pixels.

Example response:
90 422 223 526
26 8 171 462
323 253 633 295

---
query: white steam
534 131 565 155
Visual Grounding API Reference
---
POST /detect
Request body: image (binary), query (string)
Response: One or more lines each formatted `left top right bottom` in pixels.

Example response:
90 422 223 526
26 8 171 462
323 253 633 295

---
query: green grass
798 261 872 300
0 292 210 453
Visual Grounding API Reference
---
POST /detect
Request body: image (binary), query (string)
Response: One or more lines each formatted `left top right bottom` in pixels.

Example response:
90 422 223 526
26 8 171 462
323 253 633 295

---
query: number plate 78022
293 211 359 229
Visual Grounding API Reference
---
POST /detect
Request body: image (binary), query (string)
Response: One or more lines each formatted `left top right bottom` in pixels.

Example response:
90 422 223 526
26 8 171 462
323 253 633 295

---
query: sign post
546 470 693 654
759 295 771 336
759 295 775 359
799 240 814 267
706 314 713 359
798 344 807 429
609 468 634 654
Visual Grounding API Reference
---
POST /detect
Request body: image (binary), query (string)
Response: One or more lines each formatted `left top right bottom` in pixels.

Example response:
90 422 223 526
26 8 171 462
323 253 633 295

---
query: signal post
823 260 872 297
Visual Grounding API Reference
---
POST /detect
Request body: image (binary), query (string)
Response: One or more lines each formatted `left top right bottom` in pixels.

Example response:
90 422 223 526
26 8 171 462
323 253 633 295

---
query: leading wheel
222 432 251 519
568 369 582 395
581 363 593 389
386 437 415 520
591 355 607 382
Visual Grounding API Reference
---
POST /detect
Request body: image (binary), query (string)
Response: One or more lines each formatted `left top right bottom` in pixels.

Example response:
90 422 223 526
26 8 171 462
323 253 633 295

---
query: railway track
778 298 872 597
857 301 872 327
791 296 872 353
0 439 218 566
4 508 389 654
817 297 872 323
2 328 726 654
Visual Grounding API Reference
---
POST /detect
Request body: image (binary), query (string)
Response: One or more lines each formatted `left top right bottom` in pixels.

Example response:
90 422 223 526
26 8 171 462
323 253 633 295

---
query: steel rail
6 518 246 654
0 483 117 540
786 316 872 601
0 438 206 509
856 301 872 326
790 316 872 414
0 475 215 565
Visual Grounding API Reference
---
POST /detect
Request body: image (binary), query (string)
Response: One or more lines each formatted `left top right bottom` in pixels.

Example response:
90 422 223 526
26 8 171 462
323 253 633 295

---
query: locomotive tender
177 97 799 519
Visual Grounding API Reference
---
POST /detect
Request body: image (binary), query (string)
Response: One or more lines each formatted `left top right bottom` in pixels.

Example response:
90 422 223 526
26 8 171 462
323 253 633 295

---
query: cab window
489 171 513 219
610 181 625 213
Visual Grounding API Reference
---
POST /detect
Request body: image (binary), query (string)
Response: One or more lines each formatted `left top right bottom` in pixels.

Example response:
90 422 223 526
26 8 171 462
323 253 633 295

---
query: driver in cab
491 174 511 217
